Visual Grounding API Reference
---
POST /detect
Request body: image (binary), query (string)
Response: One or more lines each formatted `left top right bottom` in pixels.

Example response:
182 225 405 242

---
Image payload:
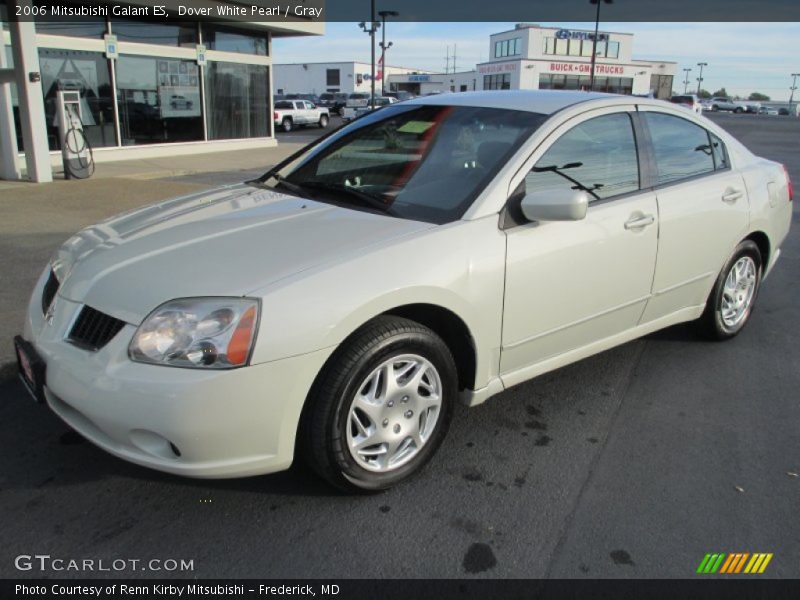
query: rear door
638 108 749 322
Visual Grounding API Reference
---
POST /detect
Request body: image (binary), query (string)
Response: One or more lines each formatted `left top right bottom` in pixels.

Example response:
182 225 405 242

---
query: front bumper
22 270 332 479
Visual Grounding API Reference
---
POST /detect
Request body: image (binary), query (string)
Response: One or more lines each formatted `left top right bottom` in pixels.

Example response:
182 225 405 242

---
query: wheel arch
744 230 770 268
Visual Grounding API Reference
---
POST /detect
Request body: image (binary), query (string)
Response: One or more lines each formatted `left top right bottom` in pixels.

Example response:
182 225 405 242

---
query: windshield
261 104 546 224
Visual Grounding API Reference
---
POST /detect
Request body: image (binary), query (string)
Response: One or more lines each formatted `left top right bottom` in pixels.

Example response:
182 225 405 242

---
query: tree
748 92 770 101
712 87 729 98
697 89 712 99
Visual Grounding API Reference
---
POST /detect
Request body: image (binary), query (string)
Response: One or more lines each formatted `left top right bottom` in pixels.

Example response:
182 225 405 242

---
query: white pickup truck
273 100 330 132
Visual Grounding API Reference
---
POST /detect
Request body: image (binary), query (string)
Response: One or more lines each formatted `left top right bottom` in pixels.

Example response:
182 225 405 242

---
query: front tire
300 316 457 492
697 240 762 340
318 114 329 128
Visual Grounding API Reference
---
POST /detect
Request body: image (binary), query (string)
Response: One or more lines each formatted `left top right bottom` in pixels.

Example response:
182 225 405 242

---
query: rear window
275 101 293 109
670 96 693 104
644 112 717 185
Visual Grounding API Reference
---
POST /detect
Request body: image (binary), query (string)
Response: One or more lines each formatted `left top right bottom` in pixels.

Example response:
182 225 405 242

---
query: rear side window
525 113 640 202
644 112 716 185
275 101 292 109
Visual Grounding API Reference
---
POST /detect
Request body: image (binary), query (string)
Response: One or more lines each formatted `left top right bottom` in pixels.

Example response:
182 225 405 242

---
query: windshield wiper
255 171 309 197
299 181 396 215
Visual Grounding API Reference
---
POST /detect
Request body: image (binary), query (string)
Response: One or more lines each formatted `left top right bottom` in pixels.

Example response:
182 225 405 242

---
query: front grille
67 306 126 351
41 270 59 314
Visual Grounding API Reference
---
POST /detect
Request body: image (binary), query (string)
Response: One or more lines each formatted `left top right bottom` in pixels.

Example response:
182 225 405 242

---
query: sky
274 22 800 100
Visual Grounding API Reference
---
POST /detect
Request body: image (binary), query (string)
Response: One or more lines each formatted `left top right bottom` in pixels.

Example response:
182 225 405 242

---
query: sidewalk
0 142 304 377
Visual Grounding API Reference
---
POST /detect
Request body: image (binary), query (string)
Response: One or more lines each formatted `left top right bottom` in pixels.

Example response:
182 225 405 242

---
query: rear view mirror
520 189 589 222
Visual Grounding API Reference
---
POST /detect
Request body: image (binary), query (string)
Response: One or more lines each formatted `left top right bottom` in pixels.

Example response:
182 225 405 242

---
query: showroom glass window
525 113 640 201
205 62 270 140
644 112 716 185
38 48 116 150
115 55 203 145
483 74 511 90
112 19 197 47
202 24 268 55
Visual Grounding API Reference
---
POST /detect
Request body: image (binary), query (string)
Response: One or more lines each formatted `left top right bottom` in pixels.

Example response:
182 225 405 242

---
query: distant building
274 61 435 95
475 24 677 98
387 71 478 96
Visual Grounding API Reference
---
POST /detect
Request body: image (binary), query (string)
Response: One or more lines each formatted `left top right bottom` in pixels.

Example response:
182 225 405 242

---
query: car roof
404 89 620 114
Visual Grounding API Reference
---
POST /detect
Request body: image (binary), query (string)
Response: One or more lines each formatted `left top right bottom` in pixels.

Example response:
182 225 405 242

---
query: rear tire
281 118 293 133
697 240 762 340
734 107 744 114
299 316 457 493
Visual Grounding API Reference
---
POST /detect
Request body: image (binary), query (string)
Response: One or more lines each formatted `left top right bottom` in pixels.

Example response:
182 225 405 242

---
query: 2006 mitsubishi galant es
16 91 793 491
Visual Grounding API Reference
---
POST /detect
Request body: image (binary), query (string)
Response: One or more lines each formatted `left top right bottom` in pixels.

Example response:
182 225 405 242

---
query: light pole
790 73 799 109
358 0 380 109
589 0 613 92
379 9 399 97
696 62 707 96
683 68 692 94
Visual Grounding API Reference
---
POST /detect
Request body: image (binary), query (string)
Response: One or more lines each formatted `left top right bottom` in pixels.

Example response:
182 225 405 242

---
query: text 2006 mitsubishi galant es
16 91 793 491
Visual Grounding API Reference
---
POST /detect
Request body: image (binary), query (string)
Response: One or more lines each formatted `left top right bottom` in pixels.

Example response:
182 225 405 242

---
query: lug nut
404 410 413 419
387 400 394 408
402 396 409 403
382 419 389 428
393 424 401 434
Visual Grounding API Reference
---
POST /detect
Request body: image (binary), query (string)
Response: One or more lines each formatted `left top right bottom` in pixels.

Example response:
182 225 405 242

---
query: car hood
53 184 434 324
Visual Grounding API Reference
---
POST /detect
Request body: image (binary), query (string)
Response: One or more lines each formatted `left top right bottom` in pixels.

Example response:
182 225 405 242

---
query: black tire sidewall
708 241 762 339
319 116 329 128
326 328 457 491
282 118 292 132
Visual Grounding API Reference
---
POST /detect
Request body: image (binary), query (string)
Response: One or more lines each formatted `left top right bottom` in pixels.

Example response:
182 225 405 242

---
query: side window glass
644 112 716 185
710 133 729 170
525 113 640 202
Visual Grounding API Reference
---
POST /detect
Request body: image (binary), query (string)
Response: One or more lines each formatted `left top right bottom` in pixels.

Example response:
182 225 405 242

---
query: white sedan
16 91 793 492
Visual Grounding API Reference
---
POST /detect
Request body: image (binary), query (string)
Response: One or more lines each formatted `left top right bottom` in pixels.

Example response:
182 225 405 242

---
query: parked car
735 101 761 113
702 97 742 112
273 99 329 132
17 91 792 492
777 107 790 116
759 106 779 116
385 91 416 102
345 92 371 111
341 96 397 121
169 95 193 110
669 94 702 114
318 92 348 115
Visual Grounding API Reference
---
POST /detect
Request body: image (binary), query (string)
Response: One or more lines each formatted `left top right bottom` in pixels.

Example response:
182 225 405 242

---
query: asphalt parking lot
0 112 798 579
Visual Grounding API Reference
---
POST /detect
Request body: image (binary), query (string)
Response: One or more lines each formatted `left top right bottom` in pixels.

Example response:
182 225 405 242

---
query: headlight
129 298 259 369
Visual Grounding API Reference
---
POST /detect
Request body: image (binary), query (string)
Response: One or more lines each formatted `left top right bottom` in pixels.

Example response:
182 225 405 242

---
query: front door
501 110 658 379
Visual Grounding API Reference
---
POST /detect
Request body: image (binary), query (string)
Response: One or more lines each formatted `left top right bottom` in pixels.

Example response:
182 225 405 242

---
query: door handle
722 188 744 204
624 214 655 230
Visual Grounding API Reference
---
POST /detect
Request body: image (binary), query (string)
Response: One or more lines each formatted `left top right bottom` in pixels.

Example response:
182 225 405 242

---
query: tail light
273 112 278 120
784 165 794 201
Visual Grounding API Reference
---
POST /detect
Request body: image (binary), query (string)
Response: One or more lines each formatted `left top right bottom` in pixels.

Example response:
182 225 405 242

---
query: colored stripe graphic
699 553 773 574
759 554 773 573
696 554 712 574
719 554 736 574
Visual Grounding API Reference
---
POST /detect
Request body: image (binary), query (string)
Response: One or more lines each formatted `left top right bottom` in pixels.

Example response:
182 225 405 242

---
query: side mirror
520 189 589 222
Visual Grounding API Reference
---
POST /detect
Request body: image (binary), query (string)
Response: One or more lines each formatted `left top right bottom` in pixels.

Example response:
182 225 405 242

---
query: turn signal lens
226 306 258 366
783 165 793 201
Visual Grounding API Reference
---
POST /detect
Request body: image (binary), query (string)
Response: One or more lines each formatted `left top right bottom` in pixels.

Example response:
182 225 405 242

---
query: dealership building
475 24 676 96
274 61 435 96
0 1 321 182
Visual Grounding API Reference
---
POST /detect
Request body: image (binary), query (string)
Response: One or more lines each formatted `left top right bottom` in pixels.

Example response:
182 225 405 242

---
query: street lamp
790 73 799 109
358 0 380 109
589 0 613 92
682 68 692 94
379 9 399 97
696 62 707 96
